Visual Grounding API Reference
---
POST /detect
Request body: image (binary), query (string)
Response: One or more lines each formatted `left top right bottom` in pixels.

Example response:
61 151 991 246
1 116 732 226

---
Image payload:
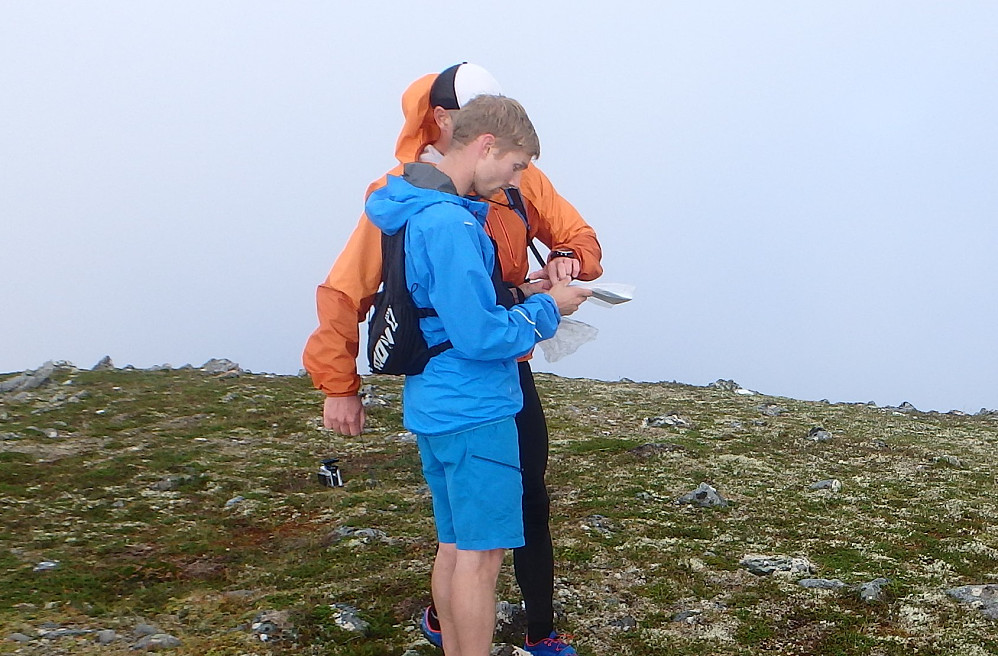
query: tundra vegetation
1 362 996 655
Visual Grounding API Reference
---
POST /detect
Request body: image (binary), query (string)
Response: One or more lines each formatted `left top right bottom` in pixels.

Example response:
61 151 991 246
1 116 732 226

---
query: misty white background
2 2 996 412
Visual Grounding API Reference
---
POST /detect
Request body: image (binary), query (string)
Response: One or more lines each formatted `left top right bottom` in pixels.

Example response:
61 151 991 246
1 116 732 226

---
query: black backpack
367 226 452 375
367 223 519 376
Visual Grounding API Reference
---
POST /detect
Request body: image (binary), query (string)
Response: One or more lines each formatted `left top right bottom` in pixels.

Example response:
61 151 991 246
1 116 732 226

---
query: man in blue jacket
365 94 590 656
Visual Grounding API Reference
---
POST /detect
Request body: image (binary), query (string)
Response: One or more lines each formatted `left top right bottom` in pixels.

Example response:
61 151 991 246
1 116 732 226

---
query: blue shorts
417 418 524 551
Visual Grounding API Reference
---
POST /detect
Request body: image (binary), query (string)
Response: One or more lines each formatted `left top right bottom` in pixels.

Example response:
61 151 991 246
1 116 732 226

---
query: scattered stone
33 560 60 572
583 515 616 536
360 384 389 408
224 496 244 508
798 578 847 590
641 413 691 429
946 584 998 619
251 609 295 642
92 356 115 371
871 438 889 449
739 554 815 577
807 427 833 442
857 578 890 602
147 364 172 371
608 615 638 630
935 455 964 468
0 361 56 394
221 392 239 403
41 628 92 639
96 629 117 644
676 482 728 508
134 624 159 637
326 526 393 546
708 379 740 392
808 479 842 492
897 402 918 413
758 403 786 417
628 442 687 458
9 633 32 643
201 359 240 375
672 609 701 624
132 633 181 650
329 603 370 634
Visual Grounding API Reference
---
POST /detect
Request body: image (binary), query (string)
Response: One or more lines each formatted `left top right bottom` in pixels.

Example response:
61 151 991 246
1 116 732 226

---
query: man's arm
411 212 563 360
302 213 384 435
519 165 603 282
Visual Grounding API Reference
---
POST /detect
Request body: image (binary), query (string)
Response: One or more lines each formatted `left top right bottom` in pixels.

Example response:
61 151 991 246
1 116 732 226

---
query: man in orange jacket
303 63 602 655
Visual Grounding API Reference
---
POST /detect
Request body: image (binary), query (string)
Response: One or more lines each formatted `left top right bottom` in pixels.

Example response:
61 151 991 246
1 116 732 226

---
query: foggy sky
2 1 996 412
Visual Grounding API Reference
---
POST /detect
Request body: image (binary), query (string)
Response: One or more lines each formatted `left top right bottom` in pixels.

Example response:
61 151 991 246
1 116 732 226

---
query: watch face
551 250 574 259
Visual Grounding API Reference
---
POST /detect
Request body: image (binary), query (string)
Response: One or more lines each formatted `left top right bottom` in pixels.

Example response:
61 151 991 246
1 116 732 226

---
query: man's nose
508 170 523 187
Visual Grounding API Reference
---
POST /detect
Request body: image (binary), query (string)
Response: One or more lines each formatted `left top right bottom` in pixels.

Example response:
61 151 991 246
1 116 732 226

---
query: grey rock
9 633 32 642
945 584 998 619
42 628 93 639
807 427 833 442
134 624 159 637
857 578 890 602
328 526 392 545
201 358 240 374
758 403 786 417
740 554 815 577
329 603 370 634
224 496 244 508
642 413 691 429
676 482 728 508
92 356 115 371
131 633 181 650
672 609 701 624
798 578 846 590
708 379 740 392
96 629 117 644
808 479 842 492
583 514 615 536
33 560 60 572
608 615 638 630
251 609 295 641
897 401 918 413
0 361 56 394
935 455 964 468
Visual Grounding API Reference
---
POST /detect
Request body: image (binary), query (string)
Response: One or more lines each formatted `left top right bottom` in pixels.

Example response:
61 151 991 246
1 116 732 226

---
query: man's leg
441 547 504 656
513 361 556 642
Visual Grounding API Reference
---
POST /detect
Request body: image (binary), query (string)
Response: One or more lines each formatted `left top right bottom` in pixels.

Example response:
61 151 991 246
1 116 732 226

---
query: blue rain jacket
365 169 560 436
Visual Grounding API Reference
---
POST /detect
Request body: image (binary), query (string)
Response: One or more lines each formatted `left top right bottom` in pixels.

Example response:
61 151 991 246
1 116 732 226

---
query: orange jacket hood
394 73 439 165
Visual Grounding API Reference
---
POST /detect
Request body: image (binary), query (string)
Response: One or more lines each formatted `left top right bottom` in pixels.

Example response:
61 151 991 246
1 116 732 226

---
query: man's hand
519 278 552 298
545 276 592 316
529 256 581 284
323 395 366 436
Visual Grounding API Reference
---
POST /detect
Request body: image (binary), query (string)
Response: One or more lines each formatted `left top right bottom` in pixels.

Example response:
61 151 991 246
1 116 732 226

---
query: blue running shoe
523 632 577 655
419 606 443 650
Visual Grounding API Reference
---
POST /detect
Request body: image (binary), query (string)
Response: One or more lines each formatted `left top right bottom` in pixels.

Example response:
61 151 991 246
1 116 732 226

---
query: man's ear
476 133 496 157
432 106 451 130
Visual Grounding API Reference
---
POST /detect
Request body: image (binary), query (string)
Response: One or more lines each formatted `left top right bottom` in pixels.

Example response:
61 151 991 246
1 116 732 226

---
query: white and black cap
429 62 504 110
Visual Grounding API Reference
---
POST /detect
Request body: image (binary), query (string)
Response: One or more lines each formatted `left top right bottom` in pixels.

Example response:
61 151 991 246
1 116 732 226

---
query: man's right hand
545 277 592 316
323 395 366 435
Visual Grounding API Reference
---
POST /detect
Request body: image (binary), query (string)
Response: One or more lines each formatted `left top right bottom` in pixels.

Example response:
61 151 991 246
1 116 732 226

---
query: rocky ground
1 359 997 655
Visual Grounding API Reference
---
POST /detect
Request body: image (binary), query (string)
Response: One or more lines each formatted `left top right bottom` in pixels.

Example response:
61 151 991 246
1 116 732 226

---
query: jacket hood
394 73 438 164
365 169 489 237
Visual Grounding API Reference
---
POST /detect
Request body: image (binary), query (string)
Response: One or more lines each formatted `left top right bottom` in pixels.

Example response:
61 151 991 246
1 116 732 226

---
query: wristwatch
549 249 575 260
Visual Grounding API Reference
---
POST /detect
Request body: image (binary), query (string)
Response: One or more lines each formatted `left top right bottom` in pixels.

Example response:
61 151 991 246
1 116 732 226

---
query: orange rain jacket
302 73 603 397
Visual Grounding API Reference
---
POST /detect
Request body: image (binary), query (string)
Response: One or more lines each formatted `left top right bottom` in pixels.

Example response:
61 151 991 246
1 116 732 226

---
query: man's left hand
529 257 581 284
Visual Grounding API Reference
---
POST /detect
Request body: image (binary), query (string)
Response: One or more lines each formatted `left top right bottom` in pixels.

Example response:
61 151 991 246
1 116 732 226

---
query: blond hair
450 95 540 159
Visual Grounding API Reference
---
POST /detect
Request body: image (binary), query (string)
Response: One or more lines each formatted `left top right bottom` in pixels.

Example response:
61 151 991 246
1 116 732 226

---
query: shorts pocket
470 454 522 472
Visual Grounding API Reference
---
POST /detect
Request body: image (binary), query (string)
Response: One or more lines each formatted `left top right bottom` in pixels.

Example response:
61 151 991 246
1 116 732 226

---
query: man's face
471 147 531 198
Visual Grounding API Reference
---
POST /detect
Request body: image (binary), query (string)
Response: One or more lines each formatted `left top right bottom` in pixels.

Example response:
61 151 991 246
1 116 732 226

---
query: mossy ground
1 367 996 654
